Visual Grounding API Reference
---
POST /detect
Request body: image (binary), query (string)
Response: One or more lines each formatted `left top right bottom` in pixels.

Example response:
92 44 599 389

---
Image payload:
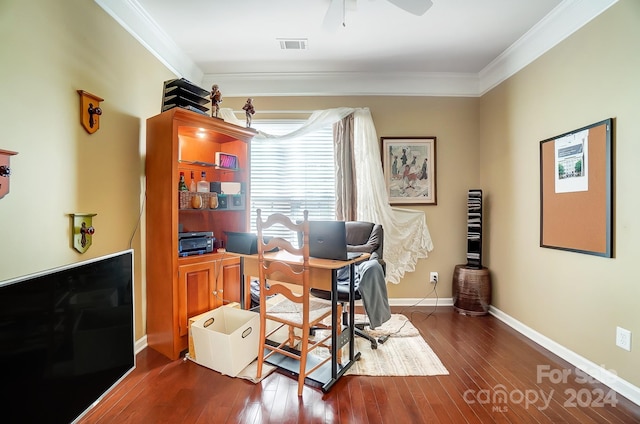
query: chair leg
288 326 296 349
342 305 378 349
256 311 266 380
355 326 378 349
298 324 310 396
256 350 264 380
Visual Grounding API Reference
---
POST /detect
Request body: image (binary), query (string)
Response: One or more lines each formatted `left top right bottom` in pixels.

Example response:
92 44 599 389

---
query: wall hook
88 102 102 128
0 149 18 200
78 90 104 134
70 213 97 253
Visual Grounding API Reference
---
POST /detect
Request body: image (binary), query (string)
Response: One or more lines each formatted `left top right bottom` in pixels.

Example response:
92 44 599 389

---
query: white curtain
220 107 434 284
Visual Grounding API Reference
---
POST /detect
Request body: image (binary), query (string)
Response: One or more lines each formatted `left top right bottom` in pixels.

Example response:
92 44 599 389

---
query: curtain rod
229 110 315 115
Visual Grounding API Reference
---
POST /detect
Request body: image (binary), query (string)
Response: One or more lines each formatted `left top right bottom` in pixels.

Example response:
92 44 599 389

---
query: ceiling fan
323 0 433 28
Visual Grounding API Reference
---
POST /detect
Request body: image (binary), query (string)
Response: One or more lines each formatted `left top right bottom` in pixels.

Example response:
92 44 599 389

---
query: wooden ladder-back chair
255 209 337 396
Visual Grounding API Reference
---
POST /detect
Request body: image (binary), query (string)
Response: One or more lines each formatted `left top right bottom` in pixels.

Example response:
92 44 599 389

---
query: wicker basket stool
452 264 492 316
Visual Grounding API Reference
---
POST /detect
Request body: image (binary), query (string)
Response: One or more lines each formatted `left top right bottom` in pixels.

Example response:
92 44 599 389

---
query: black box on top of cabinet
162 78 210 115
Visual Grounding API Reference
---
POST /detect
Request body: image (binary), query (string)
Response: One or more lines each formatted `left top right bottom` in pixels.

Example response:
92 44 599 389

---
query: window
249 120 335 241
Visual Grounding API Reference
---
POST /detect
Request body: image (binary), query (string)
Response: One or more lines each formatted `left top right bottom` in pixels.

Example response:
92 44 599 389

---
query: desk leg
348 263 356 361
331 269 338 379
239 257 247 309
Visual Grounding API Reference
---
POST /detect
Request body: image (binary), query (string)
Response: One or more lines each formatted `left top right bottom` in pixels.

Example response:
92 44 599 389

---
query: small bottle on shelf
197 171 209 192
178 172 188 191
189 171 197 192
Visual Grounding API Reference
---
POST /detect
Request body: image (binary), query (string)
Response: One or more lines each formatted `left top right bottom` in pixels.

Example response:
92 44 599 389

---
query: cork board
539 119 613 257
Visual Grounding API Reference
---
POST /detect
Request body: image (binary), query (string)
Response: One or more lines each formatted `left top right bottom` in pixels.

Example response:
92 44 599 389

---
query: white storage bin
191 307 259 377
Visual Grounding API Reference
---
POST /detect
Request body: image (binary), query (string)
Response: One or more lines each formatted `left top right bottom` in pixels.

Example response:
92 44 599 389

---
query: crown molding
94 0 203 82
479 0 619 95
96 0 618 97
202 72 480 98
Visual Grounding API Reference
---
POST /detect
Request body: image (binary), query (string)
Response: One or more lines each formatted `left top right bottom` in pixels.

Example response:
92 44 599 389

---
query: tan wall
479 0 640 387
223 96 480 300
2 0 637 391
0 0 175 341
0 0 479 346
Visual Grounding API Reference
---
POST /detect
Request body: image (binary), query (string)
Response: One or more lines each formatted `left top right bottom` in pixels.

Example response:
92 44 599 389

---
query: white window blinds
250 120 335 241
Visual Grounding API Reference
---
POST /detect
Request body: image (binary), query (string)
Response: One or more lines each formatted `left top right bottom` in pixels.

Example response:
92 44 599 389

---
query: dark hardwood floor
79 307 640 423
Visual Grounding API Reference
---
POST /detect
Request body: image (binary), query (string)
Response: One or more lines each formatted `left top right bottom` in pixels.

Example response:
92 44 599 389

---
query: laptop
302 221 363 261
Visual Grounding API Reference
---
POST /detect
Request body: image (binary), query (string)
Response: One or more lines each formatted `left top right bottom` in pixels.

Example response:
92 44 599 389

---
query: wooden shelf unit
145 108 255 360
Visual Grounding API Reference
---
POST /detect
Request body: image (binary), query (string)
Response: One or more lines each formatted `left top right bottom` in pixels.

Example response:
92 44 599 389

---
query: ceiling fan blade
386 0 433 16
323 0 345 29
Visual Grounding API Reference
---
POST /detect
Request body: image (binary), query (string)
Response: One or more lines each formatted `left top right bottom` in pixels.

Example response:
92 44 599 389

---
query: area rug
339 314 448 376
234 314 448 381
310 313 448 376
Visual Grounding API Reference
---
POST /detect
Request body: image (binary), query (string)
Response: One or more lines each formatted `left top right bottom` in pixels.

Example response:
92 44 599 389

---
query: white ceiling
96 0 617 96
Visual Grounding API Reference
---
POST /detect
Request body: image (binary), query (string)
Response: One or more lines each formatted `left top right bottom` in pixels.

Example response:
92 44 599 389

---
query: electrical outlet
616 326 632 351
429 272 438 284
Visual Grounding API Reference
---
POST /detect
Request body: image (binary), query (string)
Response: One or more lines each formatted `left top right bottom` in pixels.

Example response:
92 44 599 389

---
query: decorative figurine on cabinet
242 98 255 127
210 84 222 118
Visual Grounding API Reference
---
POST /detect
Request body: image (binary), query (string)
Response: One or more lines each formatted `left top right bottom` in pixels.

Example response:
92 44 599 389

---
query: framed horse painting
382 137 437 205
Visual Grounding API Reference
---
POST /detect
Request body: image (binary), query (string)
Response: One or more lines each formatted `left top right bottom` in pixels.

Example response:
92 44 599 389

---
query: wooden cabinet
145 108 255 360
176 256 240 337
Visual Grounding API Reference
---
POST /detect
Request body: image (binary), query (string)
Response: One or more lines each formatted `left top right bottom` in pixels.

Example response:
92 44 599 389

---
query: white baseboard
135 335 148 355
489 305 640 407
388 297 454 307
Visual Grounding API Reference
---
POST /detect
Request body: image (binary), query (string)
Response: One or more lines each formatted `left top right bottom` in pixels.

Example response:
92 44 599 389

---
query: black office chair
310 221 385 349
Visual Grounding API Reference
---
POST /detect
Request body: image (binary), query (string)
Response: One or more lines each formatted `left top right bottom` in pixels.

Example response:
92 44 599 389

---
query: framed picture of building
381 137 437 205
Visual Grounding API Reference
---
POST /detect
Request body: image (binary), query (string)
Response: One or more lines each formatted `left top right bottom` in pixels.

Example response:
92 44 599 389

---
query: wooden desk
231 251 370 392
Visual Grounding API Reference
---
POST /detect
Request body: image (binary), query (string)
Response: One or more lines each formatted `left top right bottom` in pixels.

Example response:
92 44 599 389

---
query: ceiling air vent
278 38 308 50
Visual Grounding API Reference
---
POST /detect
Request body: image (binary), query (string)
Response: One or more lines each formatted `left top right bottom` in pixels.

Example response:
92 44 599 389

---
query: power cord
376 276 439 343
212 251 226 303
211 250 239 307
128 191 146 249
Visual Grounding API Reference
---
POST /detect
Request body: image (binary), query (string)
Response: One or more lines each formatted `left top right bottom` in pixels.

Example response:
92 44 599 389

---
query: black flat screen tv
0 249 135 423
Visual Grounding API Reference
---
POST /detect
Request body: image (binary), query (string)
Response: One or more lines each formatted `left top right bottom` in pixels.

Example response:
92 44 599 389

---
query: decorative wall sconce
0 149 18 200
70 213 97 253
77 90 104 134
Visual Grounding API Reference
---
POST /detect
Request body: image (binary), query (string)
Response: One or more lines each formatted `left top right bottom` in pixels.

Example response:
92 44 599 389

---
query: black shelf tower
466 189 483 269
